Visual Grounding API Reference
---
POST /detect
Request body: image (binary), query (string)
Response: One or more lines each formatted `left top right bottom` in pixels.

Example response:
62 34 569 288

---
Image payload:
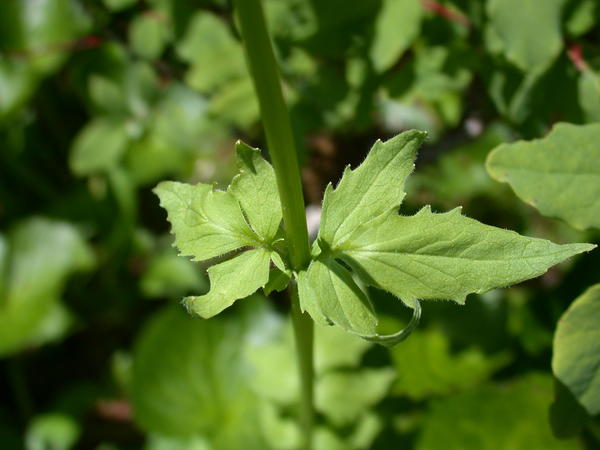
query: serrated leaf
552 283 600 415
184 249 271 318
486 122 600 230
230 142 282 241
154 181 258 261
338 206 594 306
319 130 427 249
298 258 377 335
486 0 567 71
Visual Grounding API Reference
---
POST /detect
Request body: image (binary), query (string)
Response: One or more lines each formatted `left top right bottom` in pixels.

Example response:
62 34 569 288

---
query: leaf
338 206 593 306
184 249 271 318
131 301 272 448
302 129 594 344
298 258 377 335
230 141 282 241
154 181 258 261
0 218 94 356
25 414 80 450
486 0 567 71
370 0 422 73
390 328 510 400
129 12 170 60
154 143 284 317
316 369 396 426
319 130 427 249
417 375 580 450
70 118 129 175
486 122 600 230
552 283 600 415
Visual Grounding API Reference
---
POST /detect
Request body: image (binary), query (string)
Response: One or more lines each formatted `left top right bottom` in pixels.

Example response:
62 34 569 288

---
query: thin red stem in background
422 0 470 27
567 43 588 72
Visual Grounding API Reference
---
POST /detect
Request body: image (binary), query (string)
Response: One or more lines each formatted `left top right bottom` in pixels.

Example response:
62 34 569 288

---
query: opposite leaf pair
155 130 594 346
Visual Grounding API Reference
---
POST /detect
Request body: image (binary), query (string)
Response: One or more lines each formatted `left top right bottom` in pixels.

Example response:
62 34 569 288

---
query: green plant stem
234 0 314 447
234 0 310 271
290 283 314 448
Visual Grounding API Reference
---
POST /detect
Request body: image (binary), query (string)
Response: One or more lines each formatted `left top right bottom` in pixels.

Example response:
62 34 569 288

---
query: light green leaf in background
0 218 94 356
579 69 600 122
486 122 600 230
390 328 510 400
417 375 580 449
552 284 600 415
70 118 129 175
131 301 272 448
129 12 170 60
339 206 593 306
25 414 80 450
486 0 567 71
318 130 427 249
370 0 422 73
103 0 136 12
184 248 271 318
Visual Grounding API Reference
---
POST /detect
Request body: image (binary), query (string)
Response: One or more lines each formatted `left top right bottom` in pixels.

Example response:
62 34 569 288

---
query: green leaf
129 13 170 60
298 258 377 335
131 301 271 448
417 375 580 450
103 0 136 11
184 249 271 318
319 130 427 249
154 181 258 261
70 118 129 175
370 0 422 73
486 122 600 230
390 328 510 400
486 0 567 71
552 283 600 415
230 142 282 241
316 369 395 426
0 218 93 356
25 414 80 450
338 206 593 306
579 69 600 122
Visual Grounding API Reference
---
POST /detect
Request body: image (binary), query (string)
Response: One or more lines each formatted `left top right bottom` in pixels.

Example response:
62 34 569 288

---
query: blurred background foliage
0 0 599 448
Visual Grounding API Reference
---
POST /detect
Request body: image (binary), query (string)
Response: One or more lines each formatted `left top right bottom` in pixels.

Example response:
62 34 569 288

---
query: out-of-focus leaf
103 0 136 11
370 0 422 73
486 122 600 230
25 414 80 450
70 119 129 175
550 378 591 438
579 69 600 122
552 284 600 416
316 369 395 426
417 375 580 449
0 218 94 356
565 0 597 37
130 13 170 60
390 328 510 400
486 0 567 71
145 434 212 450
131 300 273 447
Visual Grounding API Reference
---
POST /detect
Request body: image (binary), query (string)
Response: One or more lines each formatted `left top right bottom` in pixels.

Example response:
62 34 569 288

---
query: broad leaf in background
131 300 273 448
301 130 594 342
552 284 600 416
155 142 285 318
486 122 600 230
417 375 580 449
486 0 567 71
0 218 94 356
370 0 422 73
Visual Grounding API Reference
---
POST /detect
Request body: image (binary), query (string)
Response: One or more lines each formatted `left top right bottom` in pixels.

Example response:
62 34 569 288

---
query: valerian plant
155 130 594 344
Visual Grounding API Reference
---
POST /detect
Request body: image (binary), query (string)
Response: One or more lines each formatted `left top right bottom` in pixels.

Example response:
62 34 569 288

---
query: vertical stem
234 0 314 447
290 283 314 448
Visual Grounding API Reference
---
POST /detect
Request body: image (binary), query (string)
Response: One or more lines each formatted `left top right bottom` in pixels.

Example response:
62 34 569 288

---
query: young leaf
300 129 595 343
319 130 426 249
154 142 285 318
552 284 600 416
486 122 600 230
